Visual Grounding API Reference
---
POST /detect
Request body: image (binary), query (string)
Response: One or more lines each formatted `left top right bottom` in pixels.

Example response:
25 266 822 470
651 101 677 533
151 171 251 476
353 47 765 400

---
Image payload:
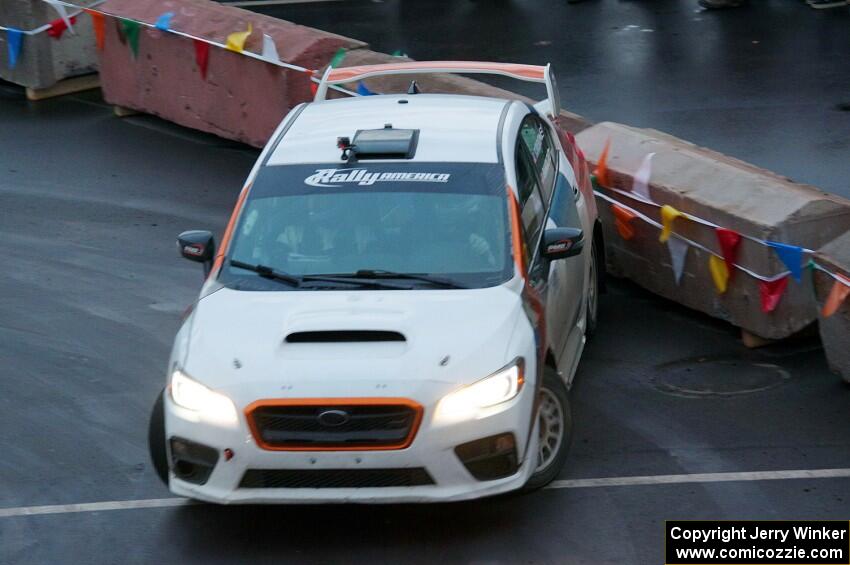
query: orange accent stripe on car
507 185 527 279
244 398 424 452
209 184 251 277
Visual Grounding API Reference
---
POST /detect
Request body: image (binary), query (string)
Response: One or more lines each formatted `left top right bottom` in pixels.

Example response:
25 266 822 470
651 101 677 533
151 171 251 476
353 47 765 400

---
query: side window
519 117 557 202
515 147 546 254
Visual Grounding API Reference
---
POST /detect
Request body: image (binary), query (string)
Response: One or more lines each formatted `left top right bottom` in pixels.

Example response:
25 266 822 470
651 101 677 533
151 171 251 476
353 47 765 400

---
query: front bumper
163 387 538 504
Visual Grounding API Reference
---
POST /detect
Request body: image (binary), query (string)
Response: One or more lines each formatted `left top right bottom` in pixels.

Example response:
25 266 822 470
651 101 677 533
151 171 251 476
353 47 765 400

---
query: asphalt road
2 2 850 563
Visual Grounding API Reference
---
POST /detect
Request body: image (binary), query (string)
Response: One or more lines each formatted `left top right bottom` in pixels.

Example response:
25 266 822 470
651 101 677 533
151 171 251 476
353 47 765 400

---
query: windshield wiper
231 260 409 290
230 260 301 287
301 273 413 290
350 270 467 289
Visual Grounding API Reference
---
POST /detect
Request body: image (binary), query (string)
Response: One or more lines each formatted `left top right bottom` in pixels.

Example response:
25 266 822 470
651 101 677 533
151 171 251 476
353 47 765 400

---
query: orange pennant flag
593 138 611 188
822 274 850 318
85 9 105 50
659 204 682 243
709 255 729 294
611 204 636 240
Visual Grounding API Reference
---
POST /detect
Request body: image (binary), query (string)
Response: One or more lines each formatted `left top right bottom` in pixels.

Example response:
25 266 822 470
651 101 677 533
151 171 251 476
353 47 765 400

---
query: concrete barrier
576 122 850 341
813 232 850 382
97 0 365 147
0 0 99 91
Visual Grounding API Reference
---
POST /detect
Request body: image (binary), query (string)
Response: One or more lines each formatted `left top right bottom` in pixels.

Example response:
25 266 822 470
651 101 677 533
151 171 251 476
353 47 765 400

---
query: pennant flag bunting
193 39 210 80
120 19 140 58
822 274 850 318
759 276 788 313
667 236 689 285
155 12 174 31
594 139 611 188
631 152 655 202
226 23 252 53
6 28 23 70
716 227 741 278
611 204 636 240
43 0 75 35
357 81 375 96
84 10 105 50
659 204 682 243
767 241 804 282
329 47 346 68
46 15 76 39
709 255 730 294
115 18 126 44
261 33 279 63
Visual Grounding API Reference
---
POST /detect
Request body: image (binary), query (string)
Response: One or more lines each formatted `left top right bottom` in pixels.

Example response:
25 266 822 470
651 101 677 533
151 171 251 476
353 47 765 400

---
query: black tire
148 389 169 486
523 368 572 492
585 239 600 338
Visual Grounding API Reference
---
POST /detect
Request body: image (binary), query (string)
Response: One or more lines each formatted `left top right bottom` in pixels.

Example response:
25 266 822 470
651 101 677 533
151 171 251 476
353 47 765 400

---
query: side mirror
177 230 215 276
541 227 584 260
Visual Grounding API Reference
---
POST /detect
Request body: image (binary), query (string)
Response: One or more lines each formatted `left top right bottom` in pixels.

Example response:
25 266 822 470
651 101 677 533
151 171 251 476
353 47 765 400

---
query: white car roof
266 94 512 166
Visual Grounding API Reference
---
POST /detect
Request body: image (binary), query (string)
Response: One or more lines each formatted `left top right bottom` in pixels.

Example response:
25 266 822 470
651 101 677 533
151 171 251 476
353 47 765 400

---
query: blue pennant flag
767 241 804 282
6 28 23 70
155 12 174 31
357 81 376 96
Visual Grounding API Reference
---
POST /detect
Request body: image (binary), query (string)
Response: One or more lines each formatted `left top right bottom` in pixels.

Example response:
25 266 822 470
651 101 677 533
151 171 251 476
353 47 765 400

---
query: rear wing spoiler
314 60 560 117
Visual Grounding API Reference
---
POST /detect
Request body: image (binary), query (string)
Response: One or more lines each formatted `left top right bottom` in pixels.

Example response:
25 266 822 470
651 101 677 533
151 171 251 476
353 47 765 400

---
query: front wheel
148 389 169 486
523 368 572 491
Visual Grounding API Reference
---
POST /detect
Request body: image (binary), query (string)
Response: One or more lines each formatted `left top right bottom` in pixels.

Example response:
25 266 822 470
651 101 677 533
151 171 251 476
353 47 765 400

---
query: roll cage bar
313 60 560 117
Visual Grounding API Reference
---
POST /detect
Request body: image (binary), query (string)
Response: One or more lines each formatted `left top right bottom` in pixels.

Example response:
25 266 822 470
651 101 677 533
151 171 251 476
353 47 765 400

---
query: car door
518 116 584 367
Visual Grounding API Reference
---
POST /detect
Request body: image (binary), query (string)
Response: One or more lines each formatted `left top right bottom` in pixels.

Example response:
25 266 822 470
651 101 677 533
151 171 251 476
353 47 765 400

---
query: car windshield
220 163 513 290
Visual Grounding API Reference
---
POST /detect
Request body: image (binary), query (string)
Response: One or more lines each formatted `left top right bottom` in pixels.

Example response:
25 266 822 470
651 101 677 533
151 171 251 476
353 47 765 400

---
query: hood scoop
285 330 406 343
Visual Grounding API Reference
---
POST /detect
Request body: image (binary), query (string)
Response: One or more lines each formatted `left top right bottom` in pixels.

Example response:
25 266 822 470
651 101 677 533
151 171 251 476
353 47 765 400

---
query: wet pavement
2 1 850 563
249 0 850 199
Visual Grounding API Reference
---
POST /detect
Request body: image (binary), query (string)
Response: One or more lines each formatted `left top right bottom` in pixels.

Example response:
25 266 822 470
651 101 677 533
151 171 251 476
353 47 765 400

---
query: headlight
171 369 239 426
435 359 524 423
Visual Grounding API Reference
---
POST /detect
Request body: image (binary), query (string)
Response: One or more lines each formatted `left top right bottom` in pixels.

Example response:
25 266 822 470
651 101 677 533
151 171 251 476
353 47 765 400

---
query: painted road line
2 468 850 518
0 497 195 518
547 468 850 489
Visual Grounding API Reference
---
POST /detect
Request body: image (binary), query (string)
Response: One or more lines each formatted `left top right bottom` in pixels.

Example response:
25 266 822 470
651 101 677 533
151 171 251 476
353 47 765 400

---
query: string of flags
2 0 361 97
591 141 850 318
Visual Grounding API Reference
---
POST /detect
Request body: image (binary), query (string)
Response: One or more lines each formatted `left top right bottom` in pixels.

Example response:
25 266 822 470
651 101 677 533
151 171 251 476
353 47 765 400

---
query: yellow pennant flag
659 204 682 243
709 255 729 294
226 23 252 53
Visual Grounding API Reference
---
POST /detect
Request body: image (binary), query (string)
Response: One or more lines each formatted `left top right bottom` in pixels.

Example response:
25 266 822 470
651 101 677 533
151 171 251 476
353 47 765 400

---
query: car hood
181 283 527 399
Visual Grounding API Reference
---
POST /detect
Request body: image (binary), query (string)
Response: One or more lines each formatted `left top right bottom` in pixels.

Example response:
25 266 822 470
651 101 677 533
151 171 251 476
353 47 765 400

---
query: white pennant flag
667 235 689 285
43 0 75 35
261 34 280 63
631 152 655 203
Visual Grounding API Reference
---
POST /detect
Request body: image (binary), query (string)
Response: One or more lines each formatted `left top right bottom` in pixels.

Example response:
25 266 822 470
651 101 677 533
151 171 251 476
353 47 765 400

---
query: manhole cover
652 357 790 398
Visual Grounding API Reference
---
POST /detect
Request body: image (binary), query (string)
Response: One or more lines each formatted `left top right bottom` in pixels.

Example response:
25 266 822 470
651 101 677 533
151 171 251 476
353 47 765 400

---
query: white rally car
148 61 602 503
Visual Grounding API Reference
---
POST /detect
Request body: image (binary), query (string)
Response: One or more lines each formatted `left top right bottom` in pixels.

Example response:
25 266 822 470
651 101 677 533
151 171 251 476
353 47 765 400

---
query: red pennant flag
716 228 741 278
46 16 77 39
759 276 789 313
193 40 210 80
